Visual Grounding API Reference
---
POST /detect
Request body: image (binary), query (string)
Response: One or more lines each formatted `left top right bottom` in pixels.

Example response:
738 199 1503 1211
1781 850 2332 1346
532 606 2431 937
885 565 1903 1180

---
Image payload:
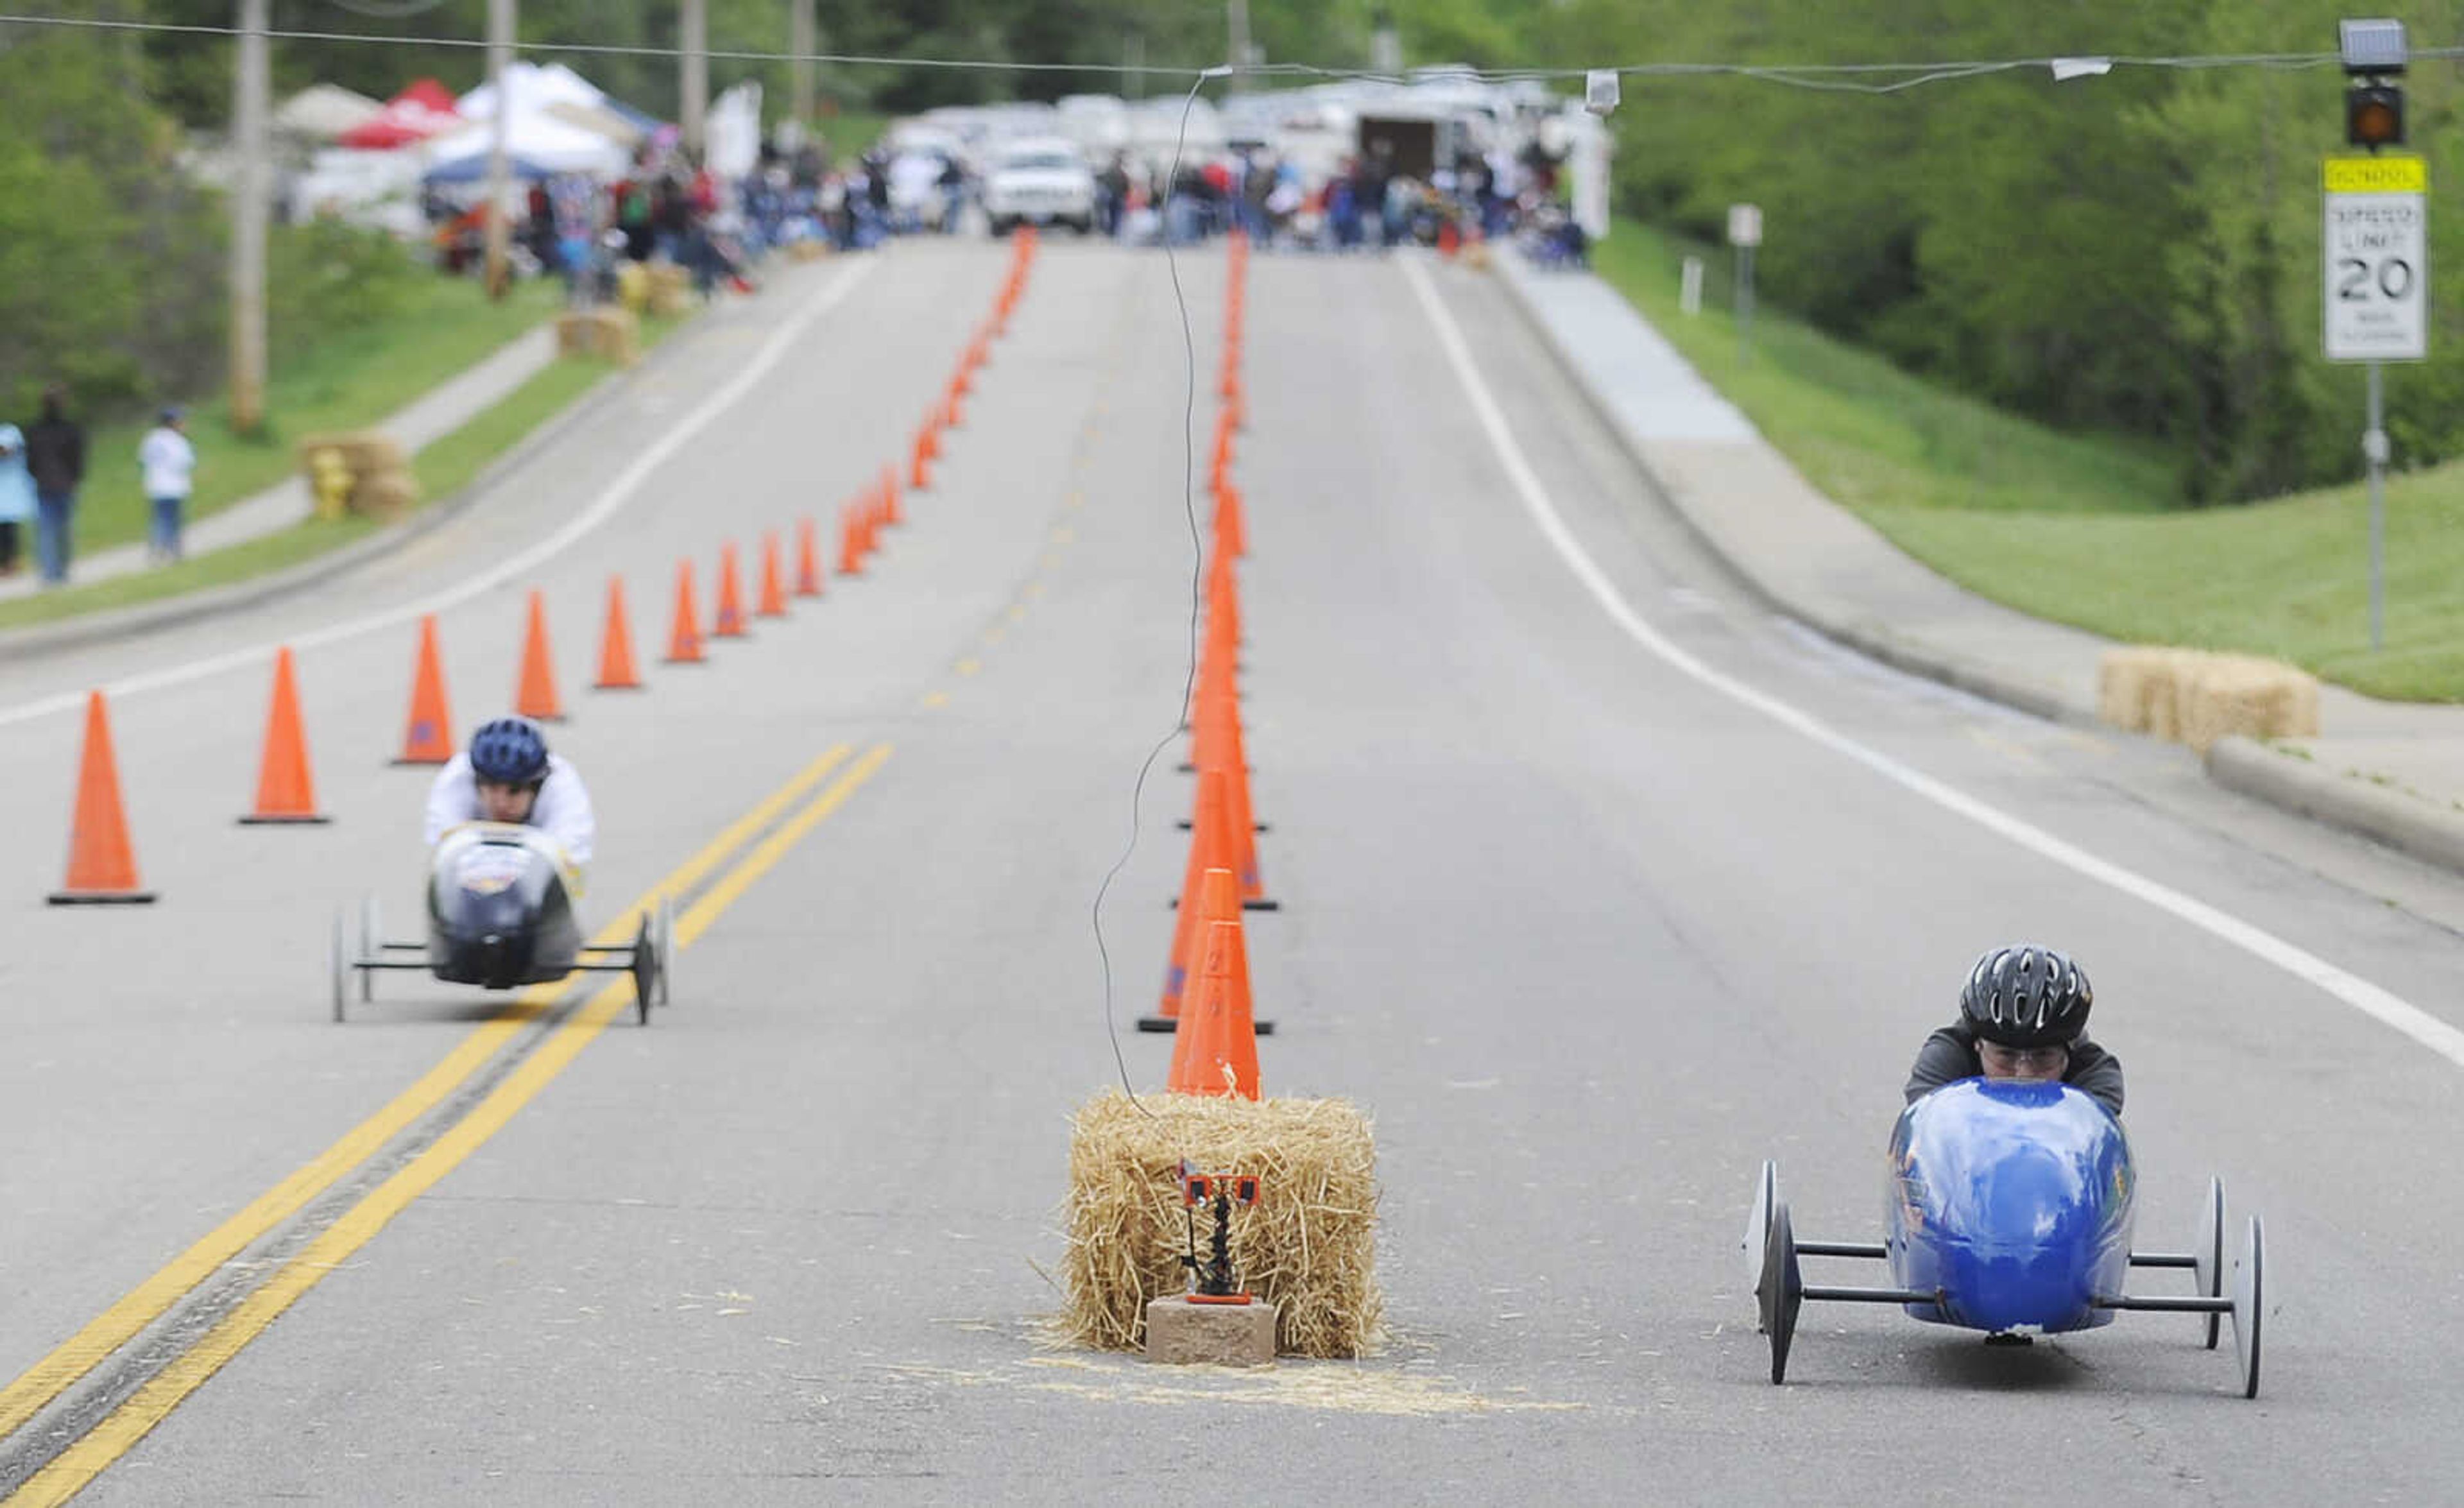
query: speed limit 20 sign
2323 155 2429 363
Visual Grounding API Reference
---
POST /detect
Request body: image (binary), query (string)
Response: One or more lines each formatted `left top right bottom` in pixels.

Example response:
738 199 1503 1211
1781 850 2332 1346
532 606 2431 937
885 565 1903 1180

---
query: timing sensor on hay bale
1063 1091 1380 1358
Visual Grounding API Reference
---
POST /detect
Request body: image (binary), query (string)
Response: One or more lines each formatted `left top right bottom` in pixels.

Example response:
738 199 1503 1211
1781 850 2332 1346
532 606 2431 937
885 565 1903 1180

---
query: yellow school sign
2324 155 2427 194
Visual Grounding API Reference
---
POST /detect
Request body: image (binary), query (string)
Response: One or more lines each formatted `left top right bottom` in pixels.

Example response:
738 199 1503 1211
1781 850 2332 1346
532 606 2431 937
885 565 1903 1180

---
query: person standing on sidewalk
0 422 33 575
138 406 196 565
24 386 84 587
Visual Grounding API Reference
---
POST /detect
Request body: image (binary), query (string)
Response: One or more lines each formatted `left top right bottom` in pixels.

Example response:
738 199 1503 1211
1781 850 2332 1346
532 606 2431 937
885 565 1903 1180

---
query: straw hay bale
1061 1091 1380 1358
647 261 694 317
352 467 420 518
2096 646 2320 752
2178 653 2319 754
2096 647 2163 733
295 429 406 478
555 307 640 366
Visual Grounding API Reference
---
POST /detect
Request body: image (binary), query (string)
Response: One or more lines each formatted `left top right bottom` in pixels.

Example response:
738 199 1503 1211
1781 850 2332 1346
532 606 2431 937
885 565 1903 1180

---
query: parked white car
982 137 1097 235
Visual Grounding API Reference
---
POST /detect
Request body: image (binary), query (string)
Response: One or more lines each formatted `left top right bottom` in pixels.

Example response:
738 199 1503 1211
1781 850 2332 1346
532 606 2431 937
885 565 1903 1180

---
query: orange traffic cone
838 505 864 577
1168 918 1262 1100
1164 866 1240 1076
1215 480 1248 559
393 614 454 765
911 427 933 492
594 576 643 689
713 543 748 638
1207 552 1242 652
758 531 789 618
664 559 706 664
881 465 902 527
49 690 155 904
1206 693 1271 907
1142 771 1236 1032
922 412 943 461
795 517 824 597
513 589 565 721
239 647 328 825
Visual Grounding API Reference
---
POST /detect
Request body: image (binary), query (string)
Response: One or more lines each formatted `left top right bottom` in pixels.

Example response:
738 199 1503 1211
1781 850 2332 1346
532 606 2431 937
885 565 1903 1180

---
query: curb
0 317 684 661
1484 250 2464 878
2205 735 2464 875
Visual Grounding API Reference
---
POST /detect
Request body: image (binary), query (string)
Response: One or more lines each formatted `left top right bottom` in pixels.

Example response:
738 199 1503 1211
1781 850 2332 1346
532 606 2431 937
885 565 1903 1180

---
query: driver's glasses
1980 1042 2069 1077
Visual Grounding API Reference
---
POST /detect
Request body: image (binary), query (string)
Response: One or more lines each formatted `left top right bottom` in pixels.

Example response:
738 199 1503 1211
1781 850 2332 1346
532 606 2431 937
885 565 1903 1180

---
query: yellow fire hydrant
309 448 352 521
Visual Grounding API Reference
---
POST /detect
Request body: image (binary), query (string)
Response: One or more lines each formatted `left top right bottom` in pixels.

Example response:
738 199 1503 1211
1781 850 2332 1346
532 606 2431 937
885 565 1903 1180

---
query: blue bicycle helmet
468 716 550 786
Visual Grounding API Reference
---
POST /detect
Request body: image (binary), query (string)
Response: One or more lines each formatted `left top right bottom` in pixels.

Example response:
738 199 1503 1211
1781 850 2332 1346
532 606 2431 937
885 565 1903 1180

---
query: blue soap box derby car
331 823 671 1024
1745 1078 2264 1396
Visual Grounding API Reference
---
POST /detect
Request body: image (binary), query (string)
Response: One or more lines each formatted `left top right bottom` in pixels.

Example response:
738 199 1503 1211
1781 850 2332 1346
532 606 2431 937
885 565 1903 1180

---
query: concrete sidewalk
0 325 558 605
1490 248 2464 877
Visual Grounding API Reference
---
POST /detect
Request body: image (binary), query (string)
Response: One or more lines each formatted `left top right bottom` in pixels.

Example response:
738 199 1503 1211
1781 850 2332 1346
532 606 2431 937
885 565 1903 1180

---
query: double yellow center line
1 741 893 1505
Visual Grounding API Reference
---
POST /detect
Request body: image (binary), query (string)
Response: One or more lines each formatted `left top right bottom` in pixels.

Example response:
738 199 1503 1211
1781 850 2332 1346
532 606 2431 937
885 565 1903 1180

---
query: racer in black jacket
1904 945 2124 1117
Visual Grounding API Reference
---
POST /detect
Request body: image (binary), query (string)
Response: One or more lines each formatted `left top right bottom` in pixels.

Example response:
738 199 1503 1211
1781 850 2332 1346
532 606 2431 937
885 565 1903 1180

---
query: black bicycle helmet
468 716 550 786
1958 945 2092 1049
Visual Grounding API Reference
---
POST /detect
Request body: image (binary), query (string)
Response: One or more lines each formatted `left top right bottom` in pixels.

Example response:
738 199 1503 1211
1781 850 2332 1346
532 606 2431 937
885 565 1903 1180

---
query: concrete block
1144 1297 1278 1367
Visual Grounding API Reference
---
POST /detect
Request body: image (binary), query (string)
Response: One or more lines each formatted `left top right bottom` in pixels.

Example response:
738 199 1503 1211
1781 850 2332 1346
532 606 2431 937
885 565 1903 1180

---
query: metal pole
1737 244 1756 366
789 0 815 127
680 0 708 160
1227 0 1249 84
1125 30 1145 100
2366 360 2388 651
228 0 270 435
482 0 513 300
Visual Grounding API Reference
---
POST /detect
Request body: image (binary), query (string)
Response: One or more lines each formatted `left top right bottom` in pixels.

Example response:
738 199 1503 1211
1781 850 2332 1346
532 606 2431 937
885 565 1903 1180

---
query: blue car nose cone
1944 1145 2098 1330
1889 1078 2137 1335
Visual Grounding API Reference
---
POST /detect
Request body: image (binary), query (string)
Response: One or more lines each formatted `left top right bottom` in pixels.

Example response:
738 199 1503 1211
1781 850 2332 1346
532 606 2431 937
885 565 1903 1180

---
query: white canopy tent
274 83 383 143
422 64 640 183
419 111 631 182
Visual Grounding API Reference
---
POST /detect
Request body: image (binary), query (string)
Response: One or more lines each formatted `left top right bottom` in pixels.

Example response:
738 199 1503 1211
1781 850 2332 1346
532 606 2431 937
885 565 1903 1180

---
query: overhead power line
3 11 2458 93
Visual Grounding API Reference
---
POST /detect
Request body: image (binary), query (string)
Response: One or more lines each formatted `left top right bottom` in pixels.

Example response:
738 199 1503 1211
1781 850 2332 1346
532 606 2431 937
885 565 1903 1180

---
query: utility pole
483 0 513 300
789 0 816 128
1226 0 1249 88
228 0 270 436
681 0 708 160
1124 30 1145 101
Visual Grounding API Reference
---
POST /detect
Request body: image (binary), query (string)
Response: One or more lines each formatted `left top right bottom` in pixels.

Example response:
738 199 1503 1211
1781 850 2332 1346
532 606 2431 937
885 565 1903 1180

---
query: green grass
1590 217 2464 703
1860 483 2464 703
0 515 382 630
69 277 567 556
0 305 687 633
1588 220 2178 517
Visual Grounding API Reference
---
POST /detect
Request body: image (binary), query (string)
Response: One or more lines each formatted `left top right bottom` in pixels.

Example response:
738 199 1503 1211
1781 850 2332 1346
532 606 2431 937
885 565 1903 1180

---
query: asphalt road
2 236 2461 1505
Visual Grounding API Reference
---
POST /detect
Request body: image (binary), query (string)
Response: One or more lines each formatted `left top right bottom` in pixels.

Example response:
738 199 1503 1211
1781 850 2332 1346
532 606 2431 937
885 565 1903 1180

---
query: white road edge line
0 258 879 732
1399 255 2464 1072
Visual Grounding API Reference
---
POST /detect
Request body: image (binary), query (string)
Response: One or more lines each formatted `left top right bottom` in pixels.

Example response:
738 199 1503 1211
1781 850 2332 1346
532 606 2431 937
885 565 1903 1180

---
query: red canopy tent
336 78 461 149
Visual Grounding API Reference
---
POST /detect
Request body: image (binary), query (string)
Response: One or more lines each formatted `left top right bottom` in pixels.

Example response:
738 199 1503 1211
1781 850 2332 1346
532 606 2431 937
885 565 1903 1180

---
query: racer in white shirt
422 716 596 882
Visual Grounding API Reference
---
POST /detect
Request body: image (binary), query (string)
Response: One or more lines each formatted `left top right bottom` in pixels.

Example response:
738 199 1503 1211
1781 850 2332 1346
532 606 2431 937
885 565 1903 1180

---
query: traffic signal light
2347 80 2406 148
